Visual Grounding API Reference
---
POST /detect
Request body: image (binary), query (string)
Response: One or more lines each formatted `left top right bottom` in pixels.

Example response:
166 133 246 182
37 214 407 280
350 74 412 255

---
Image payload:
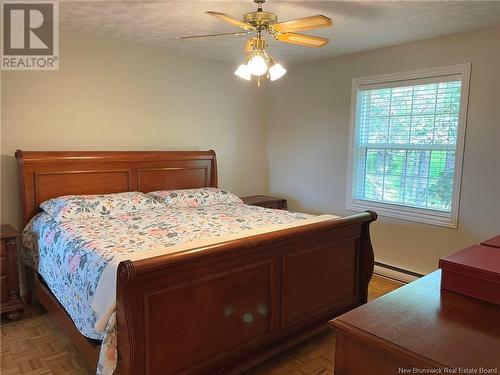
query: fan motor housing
244 11 277 27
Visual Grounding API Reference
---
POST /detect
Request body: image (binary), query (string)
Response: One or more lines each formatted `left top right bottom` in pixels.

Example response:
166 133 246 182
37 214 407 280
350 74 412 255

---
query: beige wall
267 28 500 274
1 32 269 229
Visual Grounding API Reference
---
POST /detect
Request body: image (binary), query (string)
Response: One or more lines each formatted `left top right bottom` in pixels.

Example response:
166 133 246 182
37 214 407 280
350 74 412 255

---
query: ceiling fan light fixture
234 64 252 80
182 2 333 84
269 61 287 81
247 53 268 76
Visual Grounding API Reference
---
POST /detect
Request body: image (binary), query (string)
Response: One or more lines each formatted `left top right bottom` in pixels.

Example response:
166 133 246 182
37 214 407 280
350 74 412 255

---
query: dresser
1 225 24 320
241 195 287 210
330 270 500 374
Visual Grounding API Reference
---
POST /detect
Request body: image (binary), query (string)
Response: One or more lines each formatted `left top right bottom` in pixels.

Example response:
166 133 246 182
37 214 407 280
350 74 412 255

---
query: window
346 64 470 227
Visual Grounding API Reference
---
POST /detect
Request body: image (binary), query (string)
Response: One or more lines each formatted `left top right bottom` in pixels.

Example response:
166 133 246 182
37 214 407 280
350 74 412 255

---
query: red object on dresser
481 234 500 249
439 242 500 305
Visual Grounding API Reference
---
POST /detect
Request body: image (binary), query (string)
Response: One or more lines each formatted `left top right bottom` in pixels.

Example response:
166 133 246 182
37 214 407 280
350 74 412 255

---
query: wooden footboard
116 211 376 375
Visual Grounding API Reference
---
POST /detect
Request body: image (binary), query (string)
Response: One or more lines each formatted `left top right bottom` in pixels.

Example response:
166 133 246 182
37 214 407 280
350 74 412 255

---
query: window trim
345 63 471 228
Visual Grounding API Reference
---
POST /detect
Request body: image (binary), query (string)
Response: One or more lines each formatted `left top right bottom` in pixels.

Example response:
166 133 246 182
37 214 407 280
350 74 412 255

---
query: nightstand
1 225 24 320
241 195 287 210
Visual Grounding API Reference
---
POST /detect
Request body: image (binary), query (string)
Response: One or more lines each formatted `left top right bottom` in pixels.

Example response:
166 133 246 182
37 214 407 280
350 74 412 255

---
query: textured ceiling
60 1 500 65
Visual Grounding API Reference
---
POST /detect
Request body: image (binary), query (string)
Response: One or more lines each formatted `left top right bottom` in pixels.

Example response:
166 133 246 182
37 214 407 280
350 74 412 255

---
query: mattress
22 202 337 374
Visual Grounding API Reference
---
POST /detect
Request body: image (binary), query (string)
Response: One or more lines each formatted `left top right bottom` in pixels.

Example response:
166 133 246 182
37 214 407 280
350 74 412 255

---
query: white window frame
346 63 471 228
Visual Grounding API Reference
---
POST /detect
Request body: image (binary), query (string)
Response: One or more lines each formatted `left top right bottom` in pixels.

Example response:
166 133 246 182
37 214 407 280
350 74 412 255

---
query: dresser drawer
0 275 8 302
0 255 6 275
1 238 16 255
1 239 10 302
0 225 23 317
0 239 7 275
1 238 15 276
241 195 288 210
260 201 287 210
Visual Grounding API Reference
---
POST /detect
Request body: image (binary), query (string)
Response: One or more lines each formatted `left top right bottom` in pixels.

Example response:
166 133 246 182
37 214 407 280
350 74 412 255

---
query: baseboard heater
374 261 424 283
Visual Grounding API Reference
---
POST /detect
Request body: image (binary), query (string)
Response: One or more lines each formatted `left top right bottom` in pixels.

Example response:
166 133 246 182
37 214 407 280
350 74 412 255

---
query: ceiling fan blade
272 15 332 33
275 32 329 47
181 31 249 40
206 11 255 31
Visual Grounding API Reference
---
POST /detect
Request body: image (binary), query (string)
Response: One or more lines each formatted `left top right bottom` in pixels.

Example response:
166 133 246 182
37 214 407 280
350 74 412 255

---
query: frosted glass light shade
269 62 287 81
234 64 251 80
247 55 268 76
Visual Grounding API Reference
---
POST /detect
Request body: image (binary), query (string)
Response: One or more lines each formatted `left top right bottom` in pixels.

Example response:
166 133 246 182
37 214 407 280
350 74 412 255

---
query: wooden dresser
330 270 500 374
241 195 287 210
1 225 24 320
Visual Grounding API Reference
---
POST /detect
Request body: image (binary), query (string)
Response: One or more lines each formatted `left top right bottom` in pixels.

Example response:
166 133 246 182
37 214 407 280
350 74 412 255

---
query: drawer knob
242 312 254 324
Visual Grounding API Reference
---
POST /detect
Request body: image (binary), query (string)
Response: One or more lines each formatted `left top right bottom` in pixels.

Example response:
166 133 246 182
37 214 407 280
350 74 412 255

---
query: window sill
346 200 458 228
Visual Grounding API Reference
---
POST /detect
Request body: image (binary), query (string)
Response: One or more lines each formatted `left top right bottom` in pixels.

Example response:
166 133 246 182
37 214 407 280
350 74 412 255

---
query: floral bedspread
21 203 312 374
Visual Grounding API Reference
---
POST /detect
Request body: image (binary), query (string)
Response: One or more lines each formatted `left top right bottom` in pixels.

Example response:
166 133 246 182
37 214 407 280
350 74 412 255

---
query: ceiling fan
181 0 332 84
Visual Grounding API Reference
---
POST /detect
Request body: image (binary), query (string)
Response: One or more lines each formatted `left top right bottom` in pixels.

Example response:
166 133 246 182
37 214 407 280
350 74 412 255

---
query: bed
16 150 376 375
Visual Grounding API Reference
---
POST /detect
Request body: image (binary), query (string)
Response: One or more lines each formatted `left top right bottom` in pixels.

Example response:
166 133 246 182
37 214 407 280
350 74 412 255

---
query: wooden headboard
16 150 218 225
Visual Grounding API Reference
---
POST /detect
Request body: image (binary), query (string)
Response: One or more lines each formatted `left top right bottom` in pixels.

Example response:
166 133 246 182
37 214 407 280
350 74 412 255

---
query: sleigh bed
16 150 376 375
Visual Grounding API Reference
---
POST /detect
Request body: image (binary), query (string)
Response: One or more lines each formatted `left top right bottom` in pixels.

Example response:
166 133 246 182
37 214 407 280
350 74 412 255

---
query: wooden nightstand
241 195 287 210
1 225 24 320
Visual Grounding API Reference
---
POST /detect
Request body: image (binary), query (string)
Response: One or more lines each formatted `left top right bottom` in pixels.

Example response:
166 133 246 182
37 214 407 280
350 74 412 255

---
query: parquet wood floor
0 275 402 374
